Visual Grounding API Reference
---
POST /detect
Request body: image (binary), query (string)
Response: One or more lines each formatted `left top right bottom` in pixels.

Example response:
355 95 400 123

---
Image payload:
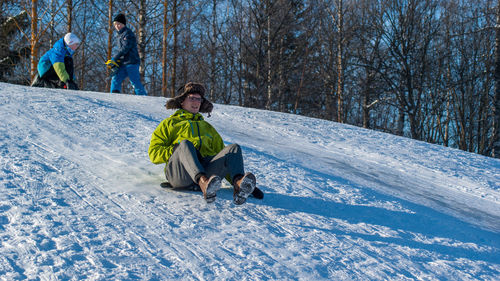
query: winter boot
198 175 221 203
233 172 256 205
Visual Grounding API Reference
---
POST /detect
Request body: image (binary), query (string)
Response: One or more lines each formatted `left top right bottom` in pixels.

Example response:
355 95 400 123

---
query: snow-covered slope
0 82 499 280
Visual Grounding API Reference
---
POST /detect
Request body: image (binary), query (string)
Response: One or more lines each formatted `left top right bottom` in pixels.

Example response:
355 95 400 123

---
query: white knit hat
64 33 81 46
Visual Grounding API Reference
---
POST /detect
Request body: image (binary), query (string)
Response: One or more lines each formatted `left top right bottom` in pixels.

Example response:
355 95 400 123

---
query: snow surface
0 82 499 280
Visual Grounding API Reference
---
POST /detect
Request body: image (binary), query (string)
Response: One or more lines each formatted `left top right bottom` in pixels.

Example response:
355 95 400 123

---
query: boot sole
234 173 256 205
204 176 221 203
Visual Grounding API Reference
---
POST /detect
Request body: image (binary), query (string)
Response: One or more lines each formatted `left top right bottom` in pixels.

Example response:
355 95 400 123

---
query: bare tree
78 0 88 89
161 0 169 97
105 0 113 92
138 0 147 80
335 0 344 123
25 0 65 80
494 0 500 157
0 9 30 84
67 0 73 32
352 0 387 129
29 0 39 80
170 0 178 97
381 0 441 139
265 0 272 110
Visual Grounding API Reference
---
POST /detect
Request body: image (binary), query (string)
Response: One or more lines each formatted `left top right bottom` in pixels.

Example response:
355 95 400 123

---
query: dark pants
165 140 245 189
31 57 74 88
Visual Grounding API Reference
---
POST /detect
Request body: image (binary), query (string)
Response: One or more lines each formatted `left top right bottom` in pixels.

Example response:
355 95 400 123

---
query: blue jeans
110 64 147 95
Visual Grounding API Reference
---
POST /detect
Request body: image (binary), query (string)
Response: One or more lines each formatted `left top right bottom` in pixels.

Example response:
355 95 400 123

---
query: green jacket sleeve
53 62 70 83
212 129 225 154
148 119 176 164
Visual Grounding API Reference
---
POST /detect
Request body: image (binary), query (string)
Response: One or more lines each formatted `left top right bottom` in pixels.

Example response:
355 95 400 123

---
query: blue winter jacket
37 38 74 83
113 26 140 65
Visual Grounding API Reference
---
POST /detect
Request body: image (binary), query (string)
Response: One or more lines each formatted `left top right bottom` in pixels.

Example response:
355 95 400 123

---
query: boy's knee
178 140 195 149
227 143 241 153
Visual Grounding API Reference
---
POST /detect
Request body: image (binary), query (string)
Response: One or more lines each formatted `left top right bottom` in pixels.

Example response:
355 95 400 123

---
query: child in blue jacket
106 13 147 96
31 33 80 90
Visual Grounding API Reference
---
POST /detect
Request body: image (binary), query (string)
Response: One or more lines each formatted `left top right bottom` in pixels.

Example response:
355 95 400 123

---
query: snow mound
0 83 499 280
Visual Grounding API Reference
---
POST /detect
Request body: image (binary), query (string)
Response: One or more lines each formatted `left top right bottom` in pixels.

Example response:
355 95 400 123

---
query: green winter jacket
148 109 225 164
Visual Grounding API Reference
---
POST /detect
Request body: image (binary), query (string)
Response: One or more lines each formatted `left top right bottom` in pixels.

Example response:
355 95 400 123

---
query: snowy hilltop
0 82 499 280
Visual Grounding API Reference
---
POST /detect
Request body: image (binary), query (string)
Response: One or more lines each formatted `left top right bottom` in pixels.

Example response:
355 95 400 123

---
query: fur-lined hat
165 82 213 113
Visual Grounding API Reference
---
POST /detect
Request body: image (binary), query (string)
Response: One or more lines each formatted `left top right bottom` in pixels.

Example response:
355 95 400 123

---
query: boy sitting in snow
148 82 263 204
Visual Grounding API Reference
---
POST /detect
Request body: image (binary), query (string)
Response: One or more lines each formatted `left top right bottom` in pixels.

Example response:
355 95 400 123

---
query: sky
0 82 499 280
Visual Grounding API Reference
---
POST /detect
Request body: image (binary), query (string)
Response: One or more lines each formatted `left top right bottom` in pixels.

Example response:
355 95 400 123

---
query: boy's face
113 22 125 31
68 43 79 51
181 94 203 114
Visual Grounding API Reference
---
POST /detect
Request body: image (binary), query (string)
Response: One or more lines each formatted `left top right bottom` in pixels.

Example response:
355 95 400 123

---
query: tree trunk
30 0 38 80
138 0 146 81
162 0 168 97
493 0 500 157
106 0 113 93
79 0 87 89
238 5 243 107
50 0 55 46
336 0 344 123
210 0 217 101
397 109 405 136
265 0 272 110
362 80 370 128
171 0 178 98
67 0 72 32
295 39 309 114
278 37 285 112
